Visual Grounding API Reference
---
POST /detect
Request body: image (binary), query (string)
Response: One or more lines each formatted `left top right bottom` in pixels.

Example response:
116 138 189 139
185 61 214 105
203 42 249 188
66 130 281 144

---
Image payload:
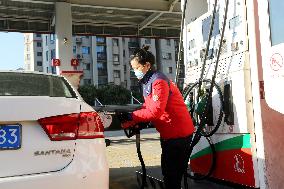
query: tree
78 84 133 106
78 85 97 106
131 90 144 104
96 84 132 105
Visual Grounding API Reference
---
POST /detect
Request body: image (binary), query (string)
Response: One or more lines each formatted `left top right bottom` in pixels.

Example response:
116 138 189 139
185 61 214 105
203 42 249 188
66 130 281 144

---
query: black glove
137 122 149 130
116 112 133 123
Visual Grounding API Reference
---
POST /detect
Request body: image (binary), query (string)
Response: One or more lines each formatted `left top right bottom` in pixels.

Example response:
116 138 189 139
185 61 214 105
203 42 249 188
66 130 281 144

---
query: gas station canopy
0 0 181 38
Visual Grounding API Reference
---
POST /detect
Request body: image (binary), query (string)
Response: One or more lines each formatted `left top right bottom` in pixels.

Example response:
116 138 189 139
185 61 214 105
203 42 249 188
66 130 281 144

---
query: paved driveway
105 129 236 189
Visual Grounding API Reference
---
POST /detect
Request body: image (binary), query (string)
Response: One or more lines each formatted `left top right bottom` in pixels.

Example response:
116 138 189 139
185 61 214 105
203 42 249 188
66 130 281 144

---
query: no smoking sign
270 53 283 71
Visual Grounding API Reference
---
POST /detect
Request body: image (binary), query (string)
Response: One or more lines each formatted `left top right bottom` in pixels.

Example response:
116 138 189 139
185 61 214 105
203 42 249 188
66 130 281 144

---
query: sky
0 32 24 70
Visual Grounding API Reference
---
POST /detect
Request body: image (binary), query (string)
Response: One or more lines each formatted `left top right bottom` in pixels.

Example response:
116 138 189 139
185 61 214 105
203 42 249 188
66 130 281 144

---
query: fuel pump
177 0 229 187
179 0 275 187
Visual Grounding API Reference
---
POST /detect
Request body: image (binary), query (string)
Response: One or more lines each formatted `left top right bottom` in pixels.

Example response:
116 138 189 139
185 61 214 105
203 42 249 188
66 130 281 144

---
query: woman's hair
130 45 155 66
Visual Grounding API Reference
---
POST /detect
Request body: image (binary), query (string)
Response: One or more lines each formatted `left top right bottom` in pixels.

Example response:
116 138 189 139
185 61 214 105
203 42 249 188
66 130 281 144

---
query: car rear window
0 72 77 98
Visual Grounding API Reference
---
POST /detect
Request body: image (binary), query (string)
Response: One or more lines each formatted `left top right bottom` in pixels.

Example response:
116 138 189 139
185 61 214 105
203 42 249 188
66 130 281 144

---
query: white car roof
0 70 63 78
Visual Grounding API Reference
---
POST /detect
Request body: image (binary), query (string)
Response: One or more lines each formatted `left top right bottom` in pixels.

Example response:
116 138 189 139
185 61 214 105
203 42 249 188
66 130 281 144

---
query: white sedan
0 71 109 189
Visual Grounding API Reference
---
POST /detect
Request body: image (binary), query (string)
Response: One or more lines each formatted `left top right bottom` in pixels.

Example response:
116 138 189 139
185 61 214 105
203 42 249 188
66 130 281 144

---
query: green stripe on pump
191 134 251 159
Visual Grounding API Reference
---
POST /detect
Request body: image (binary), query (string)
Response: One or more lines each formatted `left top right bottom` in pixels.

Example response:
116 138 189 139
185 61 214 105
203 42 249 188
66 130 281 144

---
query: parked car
0 71 108 189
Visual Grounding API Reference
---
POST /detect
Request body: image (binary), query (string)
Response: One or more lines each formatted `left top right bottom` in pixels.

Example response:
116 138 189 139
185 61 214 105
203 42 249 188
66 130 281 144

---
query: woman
121 46 195 189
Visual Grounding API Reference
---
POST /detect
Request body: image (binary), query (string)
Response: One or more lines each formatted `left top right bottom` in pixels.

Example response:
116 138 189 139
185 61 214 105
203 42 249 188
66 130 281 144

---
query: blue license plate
0 125 21 150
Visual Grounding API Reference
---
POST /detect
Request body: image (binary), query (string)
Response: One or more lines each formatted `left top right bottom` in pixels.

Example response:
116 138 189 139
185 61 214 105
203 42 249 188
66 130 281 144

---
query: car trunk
0 97 81 177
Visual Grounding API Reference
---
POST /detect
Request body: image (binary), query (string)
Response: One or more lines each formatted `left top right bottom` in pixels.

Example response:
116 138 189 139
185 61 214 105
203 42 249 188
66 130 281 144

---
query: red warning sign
270 53 283 71
71 59 79 66
52 59 60 66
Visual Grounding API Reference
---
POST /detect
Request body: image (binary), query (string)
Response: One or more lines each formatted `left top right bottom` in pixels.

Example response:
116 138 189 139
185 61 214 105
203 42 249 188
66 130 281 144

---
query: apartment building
24 34 180 90
24 33 43 72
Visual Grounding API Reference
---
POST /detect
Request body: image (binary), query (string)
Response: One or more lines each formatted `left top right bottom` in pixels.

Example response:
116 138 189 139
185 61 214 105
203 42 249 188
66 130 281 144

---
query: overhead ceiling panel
0 0 181 38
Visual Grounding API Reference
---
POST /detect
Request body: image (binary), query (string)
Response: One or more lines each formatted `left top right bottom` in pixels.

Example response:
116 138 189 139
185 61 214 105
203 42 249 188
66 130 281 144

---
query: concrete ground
105 129 240 189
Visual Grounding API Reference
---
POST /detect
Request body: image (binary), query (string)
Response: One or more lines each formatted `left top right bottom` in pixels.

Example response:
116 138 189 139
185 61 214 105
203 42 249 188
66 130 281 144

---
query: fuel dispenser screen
202 12 220 42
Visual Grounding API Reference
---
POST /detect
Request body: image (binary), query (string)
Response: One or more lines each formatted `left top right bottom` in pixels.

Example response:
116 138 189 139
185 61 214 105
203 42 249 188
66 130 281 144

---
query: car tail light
78 112 104 139
38 112 104 141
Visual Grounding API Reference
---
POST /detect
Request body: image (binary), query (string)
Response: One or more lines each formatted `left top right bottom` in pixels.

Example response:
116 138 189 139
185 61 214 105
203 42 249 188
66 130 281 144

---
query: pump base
136 167 239 189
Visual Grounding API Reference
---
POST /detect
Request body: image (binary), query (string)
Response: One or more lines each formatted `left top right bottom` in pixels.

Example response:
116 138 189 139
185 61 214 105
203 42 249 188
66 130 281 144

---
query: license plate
0 125 21 150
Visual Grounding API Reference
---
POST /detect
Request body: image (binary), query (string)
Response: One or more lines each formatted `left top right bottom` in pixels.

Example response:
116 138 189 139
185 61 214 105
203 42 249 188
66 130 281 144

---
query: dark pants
160 135 192 189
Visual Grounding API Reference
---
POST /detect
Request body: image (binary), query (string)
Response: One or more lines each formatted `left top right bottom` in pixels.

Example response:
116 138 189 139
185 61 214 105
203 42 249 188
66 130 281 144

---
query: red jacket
131 71 195 139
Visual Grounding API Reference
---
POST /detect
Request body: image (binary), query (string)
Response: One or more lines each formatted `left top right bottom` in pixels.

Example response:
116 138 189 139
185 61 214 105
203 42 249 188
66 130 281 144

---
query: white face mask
134 69 145 80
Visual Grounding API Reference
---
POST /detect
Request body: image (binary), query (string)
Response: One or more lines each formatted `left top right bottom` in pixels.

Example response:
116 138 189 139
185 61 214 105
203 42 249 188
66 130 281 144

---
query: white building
156 38 178 80
24 33 43 72
24 34 179 90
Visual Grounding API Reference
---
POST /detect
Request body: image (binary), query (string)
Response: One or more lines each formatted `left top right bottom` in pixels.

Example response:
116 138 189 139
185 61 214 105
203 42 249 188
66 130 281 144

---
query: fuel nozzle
124 122 149 138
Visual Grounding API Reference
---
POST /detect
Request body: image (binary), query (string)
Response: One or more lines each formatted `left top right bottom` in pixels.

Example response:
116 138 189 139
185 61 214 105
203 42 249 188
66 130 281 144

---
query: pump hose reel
183 79 224 137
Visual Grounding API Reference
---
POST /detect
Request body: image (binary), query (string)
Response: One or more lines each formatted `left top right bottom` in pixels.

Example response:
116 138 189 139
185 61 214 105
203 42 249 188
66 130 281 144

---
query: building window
162 53 172 60
167 53 172 60
96 37 105 43
46 51 49 61
113 38 119 46
37 52 42 57
73 46 76 54
51 67 56 74
114 70 121 78
98 77 108 85
123 50 126 57
124 65 127 73
26 45 30 52
84 79 92 85
36 34 41 37
145 38 151 44
50 34 55 44
83 63 91 70
97 52 107 61
26 54 30 60
113 54 119 63
166 39 171 46
128 42 139 49
97 45 106 53
37 42 42 47
168 67 173 74
97 62 108 76
51 49 55 59
82 46 90 54
37 61 42 66
45 36 48 45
